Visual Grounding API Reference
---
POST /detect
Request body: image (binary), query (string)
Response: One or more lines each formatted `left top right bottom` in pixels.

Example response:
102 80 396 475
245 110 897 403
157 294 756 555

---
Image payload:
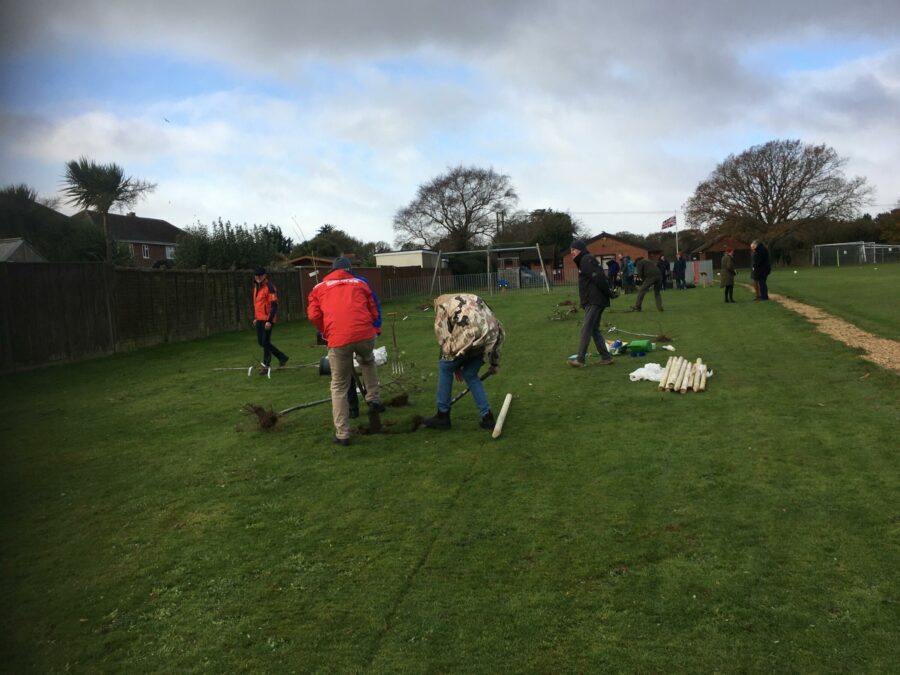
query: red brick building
561 233 651 275
73 211 184 268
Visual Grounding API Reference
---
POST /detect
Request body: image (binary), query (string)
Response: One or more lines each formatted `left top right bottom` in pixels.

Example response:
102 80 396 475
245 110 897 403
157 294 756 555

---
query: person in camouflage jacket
423 293 505 431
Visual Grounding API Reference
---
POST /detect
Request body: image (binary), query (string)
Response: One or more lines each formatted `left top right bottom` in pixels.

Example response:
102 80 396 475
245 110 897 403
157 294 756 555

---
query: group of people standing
605 251 691 293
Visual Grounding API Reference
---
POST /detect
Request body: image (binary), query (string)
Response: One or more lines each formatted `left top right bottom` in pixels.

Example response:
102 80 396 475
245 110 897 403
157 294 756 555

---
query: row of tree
391 141 897 259
173 220 293 270
2 140 897 268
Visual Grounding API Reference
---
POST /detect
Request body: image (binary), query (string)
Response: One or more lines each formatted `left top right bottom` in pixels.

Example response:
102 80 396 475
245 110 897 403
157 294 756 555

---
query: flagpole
674 214 679 258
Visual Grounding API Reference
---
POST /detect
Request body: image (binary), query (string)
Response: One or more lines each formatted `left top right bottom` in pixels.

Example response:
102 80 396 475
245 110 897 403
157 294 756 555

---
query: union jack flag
661 215 676 229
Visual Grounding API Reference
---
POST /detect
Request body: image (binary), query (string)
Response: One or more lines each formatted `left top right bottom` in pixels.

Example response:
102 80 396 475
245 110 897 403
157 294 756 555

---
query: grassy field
766 263 900 339
2 268 898 673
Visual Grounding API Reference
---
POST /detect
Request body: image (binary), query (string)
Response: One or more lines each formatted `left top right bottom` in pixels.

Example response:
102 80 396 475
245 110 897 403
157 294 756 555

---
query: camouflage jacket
433 293 505 367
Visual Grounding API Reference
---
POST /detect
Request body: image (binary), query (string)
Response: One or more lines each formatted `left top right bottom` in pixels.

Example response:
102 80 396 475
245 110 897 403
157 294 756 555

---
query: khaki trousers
328 338 380 440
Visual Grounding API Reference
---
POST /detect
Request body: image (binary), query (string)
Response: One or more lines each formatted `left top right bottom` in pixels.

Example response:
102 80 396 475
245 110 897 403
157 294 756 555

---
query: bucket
626 339 654 352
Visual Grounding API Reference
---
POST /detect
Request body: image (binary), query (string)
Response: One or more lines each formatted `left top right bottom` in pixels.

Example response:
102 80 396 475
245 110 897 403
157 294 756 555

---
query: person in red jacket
307 257 384 446
253 267 289 374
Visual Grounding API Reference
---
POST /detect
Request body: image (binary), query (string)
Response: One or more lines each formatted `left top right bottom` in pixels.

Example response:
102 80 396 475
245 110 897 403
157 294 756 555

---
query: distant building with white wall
374 249 442 269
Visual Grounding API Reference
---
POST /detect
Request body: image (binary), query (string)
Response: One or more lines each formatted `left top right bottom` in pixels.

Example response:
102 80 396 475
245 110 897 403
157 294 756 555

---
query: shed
0 238 47 262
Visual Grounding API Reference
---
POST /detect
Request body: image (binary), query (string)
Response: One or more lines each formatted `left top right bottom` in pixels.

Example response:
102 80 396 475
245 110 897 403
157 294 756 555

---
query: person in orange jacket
307 257 384 446
253 267 289 374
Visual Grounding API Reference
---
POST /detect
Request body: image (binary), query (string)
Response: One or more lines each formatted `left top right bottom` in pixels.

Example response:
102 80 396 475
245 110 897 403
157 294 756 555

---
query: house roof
287 255 335 267
0 237 47 262
74 210 184 245
584 232 650 255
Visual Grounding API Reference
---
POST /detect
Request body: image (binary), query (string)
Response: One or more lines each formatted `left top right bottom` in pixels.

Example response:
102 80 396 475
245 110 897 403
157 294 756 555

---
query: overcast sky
1 0 898 245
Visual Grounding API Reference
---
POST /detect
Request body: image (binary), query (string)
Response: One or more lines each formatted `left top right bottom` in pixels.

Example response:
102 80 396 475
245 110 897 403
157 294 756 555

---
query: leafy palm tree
62 157 157 261
1 183 40 202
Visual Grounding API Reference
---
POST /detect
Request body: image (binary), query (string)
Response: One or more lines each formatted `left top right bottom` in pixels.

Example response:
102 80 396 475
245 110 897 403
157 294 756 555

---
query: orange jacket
253 279 279 323
306 269 378 347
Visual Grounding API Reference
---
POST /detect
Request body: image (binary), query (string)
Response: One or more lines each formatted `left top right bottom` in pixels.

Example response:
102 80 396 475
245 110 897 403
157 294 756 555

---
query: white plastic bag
353 345 388 368
629 362 666 382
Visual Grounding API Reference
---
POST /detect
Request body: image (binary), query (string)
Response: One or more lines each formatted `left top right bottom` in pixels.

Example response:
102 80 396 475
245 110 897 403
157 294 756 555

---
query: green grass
764 262 900 339
2 274 898 673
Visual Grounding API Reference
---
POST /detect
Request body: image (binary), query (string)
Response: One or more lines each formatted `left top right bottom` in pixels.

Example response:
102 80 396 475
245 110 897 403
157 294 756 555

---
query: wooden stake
699 366 707 392
659 356 674 391
671 357 689 391
679 363 692 393
665 357 683 390
491 393 514 439
692 359 703 392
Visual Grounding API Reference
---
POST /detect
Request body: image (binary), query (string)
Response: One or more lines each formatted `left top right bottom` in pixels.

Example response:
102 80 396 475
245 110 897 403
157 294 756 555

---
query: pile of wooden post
658 356 708 393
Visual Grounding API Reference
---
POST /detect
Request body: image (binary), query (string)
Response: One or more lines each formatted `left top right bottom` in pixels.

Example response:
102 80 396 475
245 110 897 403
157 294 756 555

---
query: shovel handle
278 397 331 415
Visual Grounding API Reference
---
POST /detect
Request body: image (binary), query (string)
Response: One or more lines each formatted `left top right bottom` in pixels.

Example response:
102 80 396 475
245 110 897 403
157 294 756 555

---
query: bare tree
393 165 518 251
684 140 872 240
62 157 157 261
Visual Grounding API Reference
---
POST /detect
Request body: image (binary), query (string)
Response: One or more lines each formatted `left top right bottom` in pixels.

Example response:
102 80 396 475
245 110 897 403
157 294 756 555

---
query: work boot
480 411 496 430
367 400 387 414
423 410 451 429
628 306 641 312
258 363 270 376
333 435 350 447
567 358 586 368
278 356 289 368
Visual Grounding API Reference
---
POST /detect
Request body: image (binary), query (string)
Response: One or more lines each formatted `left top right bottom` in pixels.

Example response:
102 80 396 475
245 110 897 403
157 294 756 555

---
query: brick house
73 211 184 268
561 232 651 276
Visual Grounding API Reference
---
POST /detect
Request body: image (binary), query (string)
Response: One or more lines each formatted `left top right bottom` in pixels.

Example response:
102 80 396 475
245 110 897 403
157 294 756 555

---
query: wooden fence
1 263 463 372
0 263 306 372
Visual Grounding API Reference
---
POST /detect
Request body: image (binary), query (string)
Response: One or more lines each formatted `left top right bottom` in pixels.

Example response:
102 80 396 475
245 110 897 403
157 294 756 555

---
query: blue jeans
437 355 490 417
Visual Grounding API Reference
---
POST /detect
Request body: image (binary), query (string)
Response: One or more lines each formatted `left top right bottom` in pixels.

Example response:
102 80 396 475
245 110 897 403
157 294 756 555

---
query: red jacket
307 269 378 347
253 279 278 323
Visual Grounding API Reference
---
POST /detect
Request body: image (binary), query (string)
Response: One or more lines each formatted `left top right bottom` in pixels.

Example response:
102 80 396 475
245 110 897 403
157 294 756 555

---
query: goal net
812 241 900 266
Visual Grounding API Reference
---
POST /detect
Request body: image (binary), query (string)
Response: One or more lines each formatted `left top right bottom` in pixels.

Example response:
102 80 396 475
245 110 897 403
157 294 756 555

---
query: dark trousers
724 285 734 302
675 275 686 289
758 274 769 300
577 304 612 362
634 279 663 310
256 321 287 367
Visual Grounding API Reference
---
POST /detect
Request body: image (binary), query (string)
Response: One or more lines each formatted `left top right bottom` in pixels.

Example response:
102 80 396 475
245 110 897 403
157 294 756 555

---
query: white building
374 249 442 269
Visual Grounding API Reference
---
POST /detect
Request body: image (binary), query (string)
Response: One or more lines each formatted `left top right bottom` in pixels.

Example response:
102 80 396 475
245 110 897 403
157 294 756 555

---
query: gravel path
769 292 900 374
